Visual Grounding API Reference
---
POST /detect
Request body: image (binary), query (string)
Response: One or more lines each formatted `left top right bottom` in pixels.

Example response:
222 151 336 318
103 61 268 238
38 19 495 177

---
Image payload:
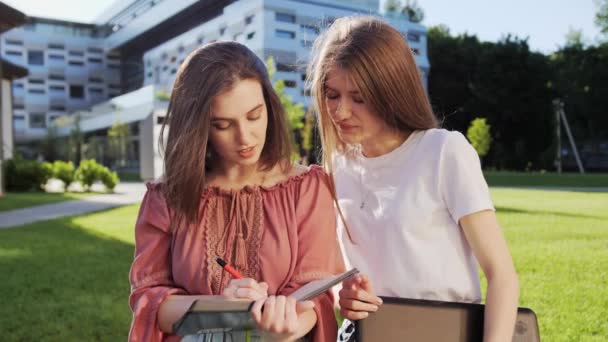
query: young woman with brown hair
308 16 519 342
128 41 341 341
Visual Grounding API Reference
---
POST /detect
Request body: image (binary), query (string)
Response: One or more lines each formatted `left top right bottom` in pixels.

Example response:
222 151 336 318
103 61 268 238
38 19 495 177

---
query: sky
3 0 604 54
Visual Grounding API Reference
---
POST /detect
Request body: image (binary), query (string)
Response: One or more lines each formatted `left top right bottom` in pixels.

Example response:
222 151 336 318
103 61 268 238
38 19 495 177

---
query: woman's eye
248 115 261 121
213 123 230 130
353 97 364 104
326 93 339 100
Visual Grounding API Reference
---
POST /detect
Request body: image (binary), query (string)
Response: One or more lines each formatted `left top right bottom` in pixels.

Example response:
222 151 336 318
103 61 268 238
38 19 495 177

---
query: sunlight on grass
0 188 606 341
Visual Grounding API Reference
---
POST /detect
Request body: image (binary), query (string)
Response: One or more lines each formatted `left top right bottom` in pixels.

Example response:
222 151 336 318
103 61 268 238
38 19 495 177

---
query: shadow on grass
0 218 134 341
495 206 604 220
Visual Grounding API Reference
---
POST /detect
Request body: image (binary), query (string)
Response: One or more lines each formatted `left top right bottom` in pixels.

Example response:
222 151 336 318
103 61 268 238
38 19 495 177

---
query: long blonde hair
307 16 438 242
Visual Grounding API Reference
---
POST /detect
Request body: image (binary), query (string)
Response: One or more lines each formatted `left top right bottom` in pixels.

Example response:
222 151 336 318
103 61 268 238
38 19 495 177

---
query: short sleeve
439 132 495 223
280 166 341 341
128 183 187 342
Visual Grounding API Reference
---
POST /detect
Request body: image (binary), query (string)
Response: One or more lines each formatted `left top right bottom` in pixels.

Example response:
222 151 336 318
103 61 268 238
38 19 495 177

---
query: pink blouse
128 165 341 341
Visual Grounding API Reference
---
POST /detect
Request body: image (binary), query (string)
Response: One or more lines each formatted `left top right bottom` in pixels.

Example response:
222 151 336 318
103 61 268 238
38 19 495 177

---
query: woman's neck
361 129 410 158
208 163 267 189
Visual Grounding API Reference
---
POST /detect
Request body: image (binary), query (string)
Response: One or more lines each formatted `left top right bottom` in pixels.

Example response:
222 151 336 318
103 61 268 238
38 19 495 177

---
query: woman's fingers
339 287 382 306
340 307 370 321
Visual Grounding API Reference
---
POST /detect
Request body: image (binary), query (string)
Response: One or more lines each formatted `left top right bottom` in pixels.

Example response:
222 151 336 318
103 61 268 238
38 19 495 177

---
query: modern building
1 0 430 180
1 2 28 195
0 17 120 142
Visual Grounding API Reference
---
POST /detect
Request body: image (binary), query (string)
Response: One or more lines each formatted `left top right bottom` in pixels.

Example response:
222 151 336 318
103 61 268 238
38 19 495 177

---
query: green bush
52 160 75 189
99 169 119 192
3 157 52 192
74 159 120 192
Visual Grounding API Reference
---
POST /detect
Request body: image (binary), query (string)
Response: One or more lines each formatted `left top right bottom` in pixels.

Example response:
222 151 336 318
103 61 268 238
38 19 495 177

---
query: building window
69 85 85 99
14 103 25 109
219 26 226 36
245 15 254 25
275 12 295 23
50 105 66 111
170 68 177 74
300 25 319 35
411 48 420 56
301 88 311 97
284 80 297 88
108 64 121 69
28 89 46 94
5 39 23 46
28 50 44 65
50 85 65 92
301 73 307 81
276 63 295 72
407 32 421 42
49 74 65 81
301 40 313 48
68 60 85 66
29 79 45 85
87 47 103 53
29 113 47 129
48 43 65 49
69 50 84 57
5 50 22 56
275 30 295 39
178 45 185 53
49 54 65 61
197 36 204 44
247 32 255 40
13 116 26 132
89 87 104 94
89 77 104 83
13 83 24 89
88 57 103 63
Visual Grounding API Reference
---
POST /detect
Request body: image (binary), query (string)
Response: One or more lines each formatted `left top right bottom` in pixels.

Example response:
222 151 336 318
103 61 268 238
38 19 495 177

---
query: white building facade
2 0 430 180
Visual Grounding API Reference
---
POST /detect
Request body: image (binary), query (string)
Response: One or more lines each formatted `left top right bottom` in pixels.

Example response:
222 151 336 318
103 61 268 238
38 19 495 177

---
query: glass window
13 83 24 89
89 77 104 83
87 47 103 53
275 12 295 23
50 85 65 92
301 40 313 48
69 85 85 99
49 74 65 81
48 43 65 49
28 89 46 94
247 32 255 40
88 57 103 63
5 50 22 56
276 63 295 72
13 116 26 132
29 79 45 85
29 113 47 129
49 54 65 61
28 50 44 65
275 30 295 39
69 50 84 57
68 61 85 66
284 80 297 88
411 48 420 56
245 15 254 25
5 39 23 46
407 32 421 42
300 25 319 35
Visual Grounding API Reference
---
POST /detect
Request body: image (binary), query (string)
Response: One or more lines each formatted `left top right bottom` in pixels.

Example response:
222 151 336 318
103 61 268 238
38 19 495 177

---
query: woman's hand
250 295 315 342
222 278 269 301
339 274 383 320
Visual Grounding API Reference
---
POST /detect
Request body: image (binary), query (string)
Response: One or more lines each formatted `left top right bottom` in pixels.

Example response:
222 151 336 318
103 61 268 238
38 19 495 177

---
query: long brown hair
307 16 438 242
160 41 292 228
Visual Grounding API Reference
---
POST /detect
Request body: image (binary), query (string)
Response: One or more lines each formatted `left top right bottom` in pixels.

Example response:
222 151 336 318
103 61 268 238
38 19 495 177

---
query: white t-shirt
334 128 494 303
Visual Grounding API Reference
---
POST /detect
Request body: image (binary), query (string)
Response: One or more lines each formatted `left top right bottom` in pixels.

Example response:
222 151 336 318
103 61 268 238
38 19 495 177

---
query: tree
384 0 401 13
467 118 492 160
68 114 84 165
595 0 608 35
107 121 130 168
265 57 309 161
402 0 424 23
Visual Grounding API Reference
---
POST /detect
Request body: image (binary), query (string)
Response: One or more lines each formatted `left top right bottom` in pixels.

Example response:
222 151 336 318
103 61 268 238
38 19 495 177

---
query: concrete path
0 182 147 229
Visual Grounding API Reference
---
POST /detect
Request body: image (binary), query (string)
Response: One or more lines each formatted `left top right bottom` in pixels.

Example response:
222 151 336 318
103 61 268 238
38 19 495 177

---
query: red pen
216 257 244 279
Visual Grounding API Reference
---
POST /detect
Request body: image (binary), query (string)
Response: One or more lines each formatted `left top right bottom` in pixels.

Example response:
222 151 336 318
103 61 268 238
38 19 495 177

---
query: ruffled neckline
202 164 322 196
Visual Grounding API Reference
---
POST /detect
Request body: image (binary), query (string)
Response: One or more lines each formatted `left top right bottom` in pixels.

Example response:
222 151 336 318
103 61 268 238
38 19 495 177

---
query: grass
485 171 608 187
0 188 606 341
0 192 92 212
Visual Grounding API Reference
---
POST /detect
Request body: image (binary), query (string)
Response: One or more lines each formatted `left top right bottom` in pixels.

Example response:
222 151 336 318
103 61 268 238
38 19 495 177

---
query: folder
355 296 540 342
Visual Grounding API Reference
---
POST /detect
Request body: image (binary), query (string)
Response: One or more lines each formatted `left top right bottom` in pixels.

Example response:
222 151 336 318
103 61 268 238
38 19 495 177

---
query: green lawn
485 171 608 187
0 188 606 341
0 192 92 212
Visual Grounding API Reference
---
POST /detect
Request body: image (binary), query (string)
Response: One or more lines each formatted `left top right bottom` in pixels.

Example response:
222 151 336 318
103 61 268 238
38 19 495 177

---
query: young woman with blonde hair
128 41 341 341
308 16 519 341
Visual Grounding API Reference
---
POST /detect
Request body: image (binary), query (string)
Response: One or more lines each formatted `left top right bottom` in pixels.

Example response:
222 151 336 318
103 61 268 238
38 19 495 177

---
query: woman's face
324 67 387 146
208 78 268 169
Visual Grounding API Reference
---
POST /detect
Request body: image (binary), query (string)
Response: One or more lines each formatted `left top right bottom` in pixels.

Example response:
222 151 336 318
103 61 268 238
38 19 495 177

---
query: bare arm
460 210 519 342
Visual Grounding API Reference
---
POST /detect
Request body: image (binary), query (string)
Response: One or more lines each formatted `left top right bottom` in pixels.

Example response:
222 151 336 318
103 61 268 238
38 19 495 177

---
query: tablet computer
355 297 540 342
